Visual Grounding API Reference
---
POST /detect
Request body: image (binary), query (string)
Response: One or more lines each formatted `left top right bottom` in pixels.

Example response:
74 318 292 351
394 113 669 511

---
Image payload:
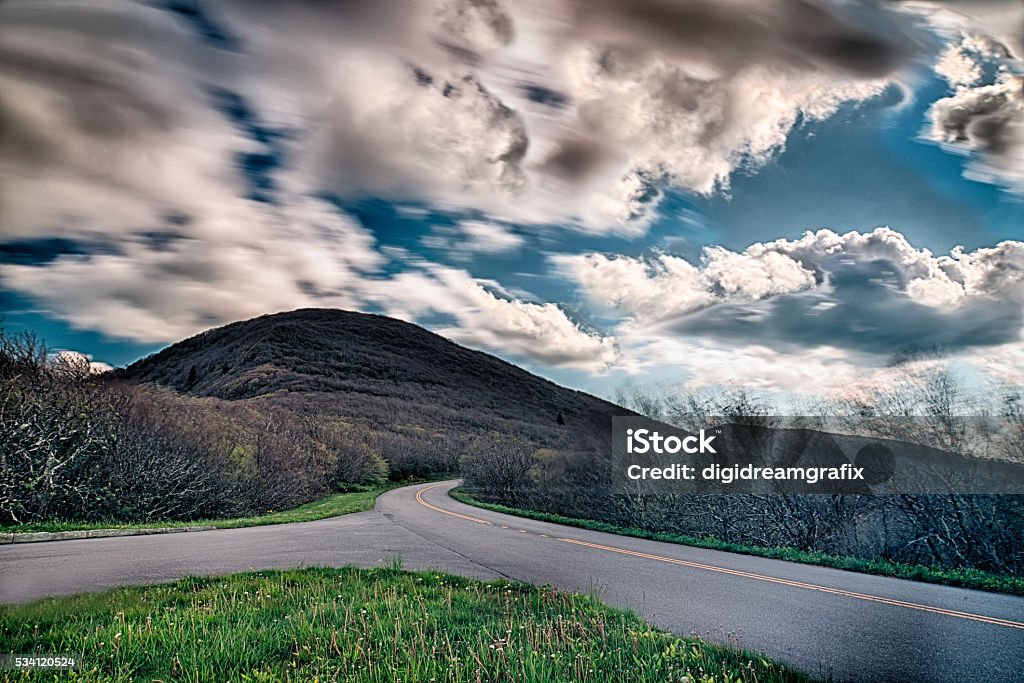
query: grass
450 489 1024 597
1 484 401 535
0 565 812 683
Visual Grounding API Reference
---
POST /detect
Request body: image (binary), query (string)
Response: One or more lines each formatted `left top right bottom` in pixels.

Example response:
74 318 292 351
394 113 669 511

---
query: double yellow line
558 538 1024 630
416 484 492 525
414 483 1024 631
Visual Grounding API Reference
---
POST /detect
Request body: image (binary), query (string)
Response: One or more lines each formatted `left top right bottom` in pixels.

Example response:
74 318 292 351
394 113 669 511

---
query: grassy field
1 485 398 535
0 565 810 683
450 490 1024 597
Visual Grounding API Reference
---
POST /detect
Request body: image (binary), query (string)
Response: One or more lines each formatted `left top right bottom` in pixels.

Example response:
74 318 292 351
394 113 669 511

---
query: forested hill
6 310 629 526
123 309 625 461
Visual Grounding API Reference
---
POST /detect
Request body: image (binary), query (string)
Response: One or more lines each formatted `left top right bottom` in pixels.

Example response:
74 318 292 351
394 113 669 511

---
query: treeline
0 331 395 526
464 371 1024 576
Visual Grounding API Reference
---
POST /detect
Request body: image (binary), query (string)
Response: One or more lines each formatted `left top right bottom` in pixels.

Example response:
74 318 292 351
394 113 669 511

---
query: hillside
122 309 626 469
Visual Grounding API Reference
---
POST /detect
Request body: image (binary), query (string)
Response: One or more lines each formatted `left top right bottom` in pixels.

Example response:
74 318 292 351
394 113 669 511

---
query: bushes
1 337 124 523
463 378 1024 577
300 416 389 488
0 331 395 526
460 433 536 503
0 343 246 525
107 386 235 521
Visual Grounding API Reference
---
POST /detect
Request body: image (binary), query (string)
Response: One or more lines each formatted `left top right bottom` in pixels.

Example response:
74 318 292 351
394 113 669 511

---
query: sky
1 0 1022 402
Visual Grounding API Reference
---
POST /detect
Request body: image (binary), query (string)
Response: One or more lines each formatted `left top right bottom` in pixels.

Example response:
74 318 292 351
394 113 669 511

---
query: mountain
122 309 626 472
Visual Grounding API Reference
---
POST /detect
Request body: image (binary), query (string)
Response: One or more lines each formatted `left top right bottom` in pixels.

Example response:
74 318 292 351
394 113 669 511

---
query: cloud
569 0 911 78
2 197 382 342
450 278 618 371
927 74 1024 190
556 227 1024 389
908 0 1024 61
558 44 891 203
1 0 914 241
0 1 248 241
1 1 1012 392
913 1 1024 192
459 220 524 253
359 265 618 372
52 350 113 375
933 40 982 87
434 0 516 56
553 242 817 321
617 334 871 393
2 191 612 373
435 220 526 255
223 0 906 232
0 1 614 372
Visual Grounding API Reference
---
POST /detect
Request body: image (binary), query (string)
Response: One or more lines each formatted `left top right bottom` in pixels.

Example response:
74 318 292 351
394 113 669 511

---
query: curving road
2 481 1023 682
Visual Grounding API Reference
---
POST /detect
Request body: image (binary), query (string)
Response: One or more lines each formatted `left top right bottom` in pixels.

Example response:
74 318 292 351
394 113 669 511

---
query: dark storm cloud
928 73 1024 191
539 137 615 182
0 1 213 201
933 79 1022 154
219 0 419 42
0 44 174 138
570 0 915 76
665 257 1023 357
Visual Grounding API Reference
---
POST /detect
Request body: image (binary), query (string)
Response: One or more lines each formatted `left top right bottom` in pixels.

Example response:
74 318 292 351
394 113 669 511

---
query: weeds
0 567 810 682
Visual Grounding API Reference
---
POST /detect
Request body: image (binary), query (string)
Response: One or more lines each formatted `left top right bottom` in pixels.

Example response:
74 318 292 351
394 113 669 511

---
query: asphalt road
3 481 1023 682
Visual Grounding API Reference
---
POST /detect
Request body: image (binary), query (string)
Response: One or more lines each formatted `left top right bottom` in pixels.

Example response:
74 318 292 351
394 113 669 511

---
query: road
3 481 1023 682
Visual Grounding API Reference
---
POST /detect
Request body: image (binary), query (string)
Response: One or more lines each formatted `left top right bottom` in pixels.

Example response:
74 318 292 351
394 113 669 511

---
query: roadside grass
0 565 812 683
1 484 401 535
450 489 1024 597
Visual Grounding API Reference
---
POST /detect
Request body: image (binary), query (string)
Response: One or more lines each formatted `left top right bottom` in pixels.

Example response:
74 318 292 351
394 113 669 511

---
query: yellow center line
413 484 1024 631
558 538 1024 631
415 484 492 525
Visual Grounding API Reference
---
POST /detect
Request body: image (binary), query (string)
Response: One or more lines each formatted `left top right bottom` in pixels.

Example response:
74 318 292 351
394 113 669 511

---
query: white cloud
361 265 618 372
927 74 1024 191
553 240 817 322
3 1 1016 394
2 197 382 343
52 350 113 375
623 334 867 393
905 0 1023 61
911 1 1024 192
434 0 515 54
934 41 982 87
0 0 908 245
561 46 889 197
4 194 613 372
424 220 526 256
747 227 1024 309
556 227 1024 391
459 220 524 253
450 280 617 371
963 336 1024 386
555 225 1023 326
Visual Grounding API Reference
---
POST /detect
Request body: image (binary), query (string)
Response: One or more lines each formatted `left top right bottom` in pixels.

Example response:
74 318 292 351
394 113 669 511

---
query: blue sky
1 0 1022 400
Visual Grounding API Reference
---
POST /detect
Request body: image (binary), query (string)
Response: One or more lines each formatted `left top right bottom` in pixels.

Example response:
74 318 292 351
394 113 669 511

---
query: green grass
0 565 812 683
450 489 1024 597
1 485 400 535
